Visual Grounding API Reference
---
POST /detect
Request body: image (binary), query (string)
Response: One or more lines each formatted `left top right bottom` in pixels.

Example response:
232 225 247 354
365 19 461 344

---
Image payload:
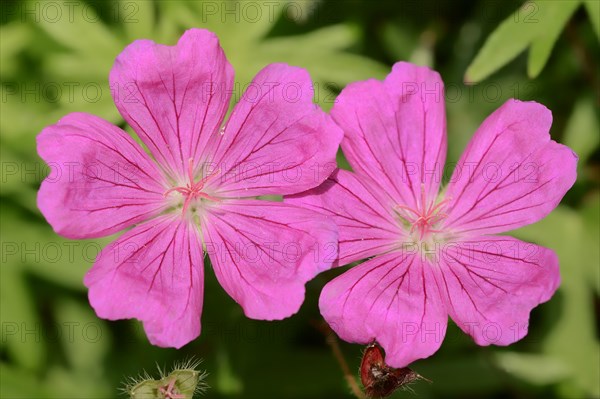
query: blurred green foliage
1 0 598 398
464 0 598 80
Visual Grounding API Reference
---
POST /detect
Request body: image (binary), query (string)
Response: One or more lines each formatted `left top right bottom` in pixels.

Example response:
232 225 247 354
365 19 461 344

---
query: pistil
164 159 220 214
395 185 451 241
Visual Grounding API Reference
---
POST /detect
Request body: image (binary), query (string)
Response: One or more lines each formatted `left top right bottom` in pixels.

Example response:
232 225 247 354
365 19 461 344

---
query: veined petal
320 252 447 368
37 112 167 239
203 199 337 319
84 216 204 348
331 62 447 209
203 63 343 197
109 28 234 179
432 235 560 346
444 100 577 235
286 169 402 266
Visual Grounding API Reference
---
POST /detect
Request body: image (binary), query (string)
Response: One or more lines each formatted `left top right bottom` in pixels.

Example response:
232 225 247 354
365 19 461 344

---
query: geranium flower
37 29 342 348
287 62 577 367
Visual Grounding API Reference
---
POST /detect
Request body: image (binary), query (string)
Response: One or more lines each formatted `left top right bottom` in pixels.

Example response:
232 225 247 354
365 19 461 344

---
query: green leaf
584 0 600 40
215 348 243 395
512 207 600 397
0 364 46 398
45 53 113 80
121 0 156 42
161 2 387 110
0 149 40 213
465 2 539 82
380 23 418 61
581 192 600 294
563 97 600 169
494 352 571 385
33 0 121 55
0 93 55 149
0 269 45 371
42 366 111 398
414 355 503 396
53 299 110 371
0 23 32 77
0 208 110 291
528 1 580 78
466 1 581 82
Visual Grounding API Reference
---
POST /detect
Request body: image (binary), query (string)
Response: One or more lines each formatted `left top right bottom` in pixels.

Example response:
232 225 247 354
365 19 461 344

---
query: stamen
164 187 190 197
394 187 452 240
191 166 221 191
196 192 221 202
187 158 195 184
420 184 427 211
164 160 221 215
428 198 451 215
395 204 421 220
158 377 185 399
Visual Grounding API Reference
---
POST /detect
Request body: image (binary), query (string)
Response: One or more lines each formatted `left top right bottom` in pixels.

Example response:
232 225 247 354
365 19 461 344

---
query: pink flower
287 62 577 367
37 29 342 348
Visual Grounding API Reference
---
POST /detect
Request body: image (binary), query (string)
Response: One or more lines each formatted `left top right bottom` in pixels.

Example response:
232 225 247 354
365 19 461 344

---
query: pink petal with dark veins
286 169 402 266
204 63 343 197
37 112 167 239
203 199 337 319
443 100 577 236
320 251 447 368
109 28 234 179
432 235 560 346
85 215 204 348
331 62 447 210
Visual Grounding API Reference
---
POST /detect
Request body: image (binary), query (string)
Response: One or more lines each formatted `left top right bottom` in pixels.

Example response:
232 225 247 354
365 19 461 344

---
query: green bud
123 358 208 399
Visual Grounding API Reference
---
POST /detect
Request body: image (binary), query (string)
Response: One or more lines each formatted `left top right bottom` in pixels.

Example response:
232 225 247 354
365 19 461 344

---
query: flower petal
320 252 447 368
330 62 447 209
109 28 234 179
286 169 402 266
84 216 204 348
433 235 560 346
203 199 337 319
37 112 167 239
203 63 343 197
444 100 577 235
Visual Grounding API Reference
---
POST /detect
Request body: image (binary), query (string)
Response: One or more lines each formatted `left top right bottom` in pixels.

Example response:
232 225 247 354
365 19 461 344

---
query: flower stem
313 320 366 399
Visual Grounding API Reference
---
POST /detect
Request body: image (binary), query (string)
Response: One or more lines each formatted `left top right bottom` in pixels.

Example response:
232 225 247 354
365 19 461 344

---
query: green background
1 0 598 398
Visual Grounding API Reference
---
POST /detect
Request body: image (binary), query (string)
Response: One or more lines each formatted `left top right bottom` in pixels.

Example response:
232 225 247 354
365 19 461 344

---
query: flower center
158 377 185 399
164 158 220 215
395 185 451 243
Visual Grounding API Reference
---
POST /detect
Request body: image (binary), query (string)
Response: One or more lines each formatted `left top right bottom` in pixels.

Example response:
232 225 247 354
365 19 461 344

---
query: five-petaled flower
37 29 342 348
287 62 577 367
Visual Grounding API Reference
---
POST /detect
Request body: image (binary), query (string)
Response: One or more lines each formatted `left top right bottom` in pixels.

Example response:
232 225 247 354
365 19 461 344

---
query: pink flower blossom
287 62 577 367
37 29 342 348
